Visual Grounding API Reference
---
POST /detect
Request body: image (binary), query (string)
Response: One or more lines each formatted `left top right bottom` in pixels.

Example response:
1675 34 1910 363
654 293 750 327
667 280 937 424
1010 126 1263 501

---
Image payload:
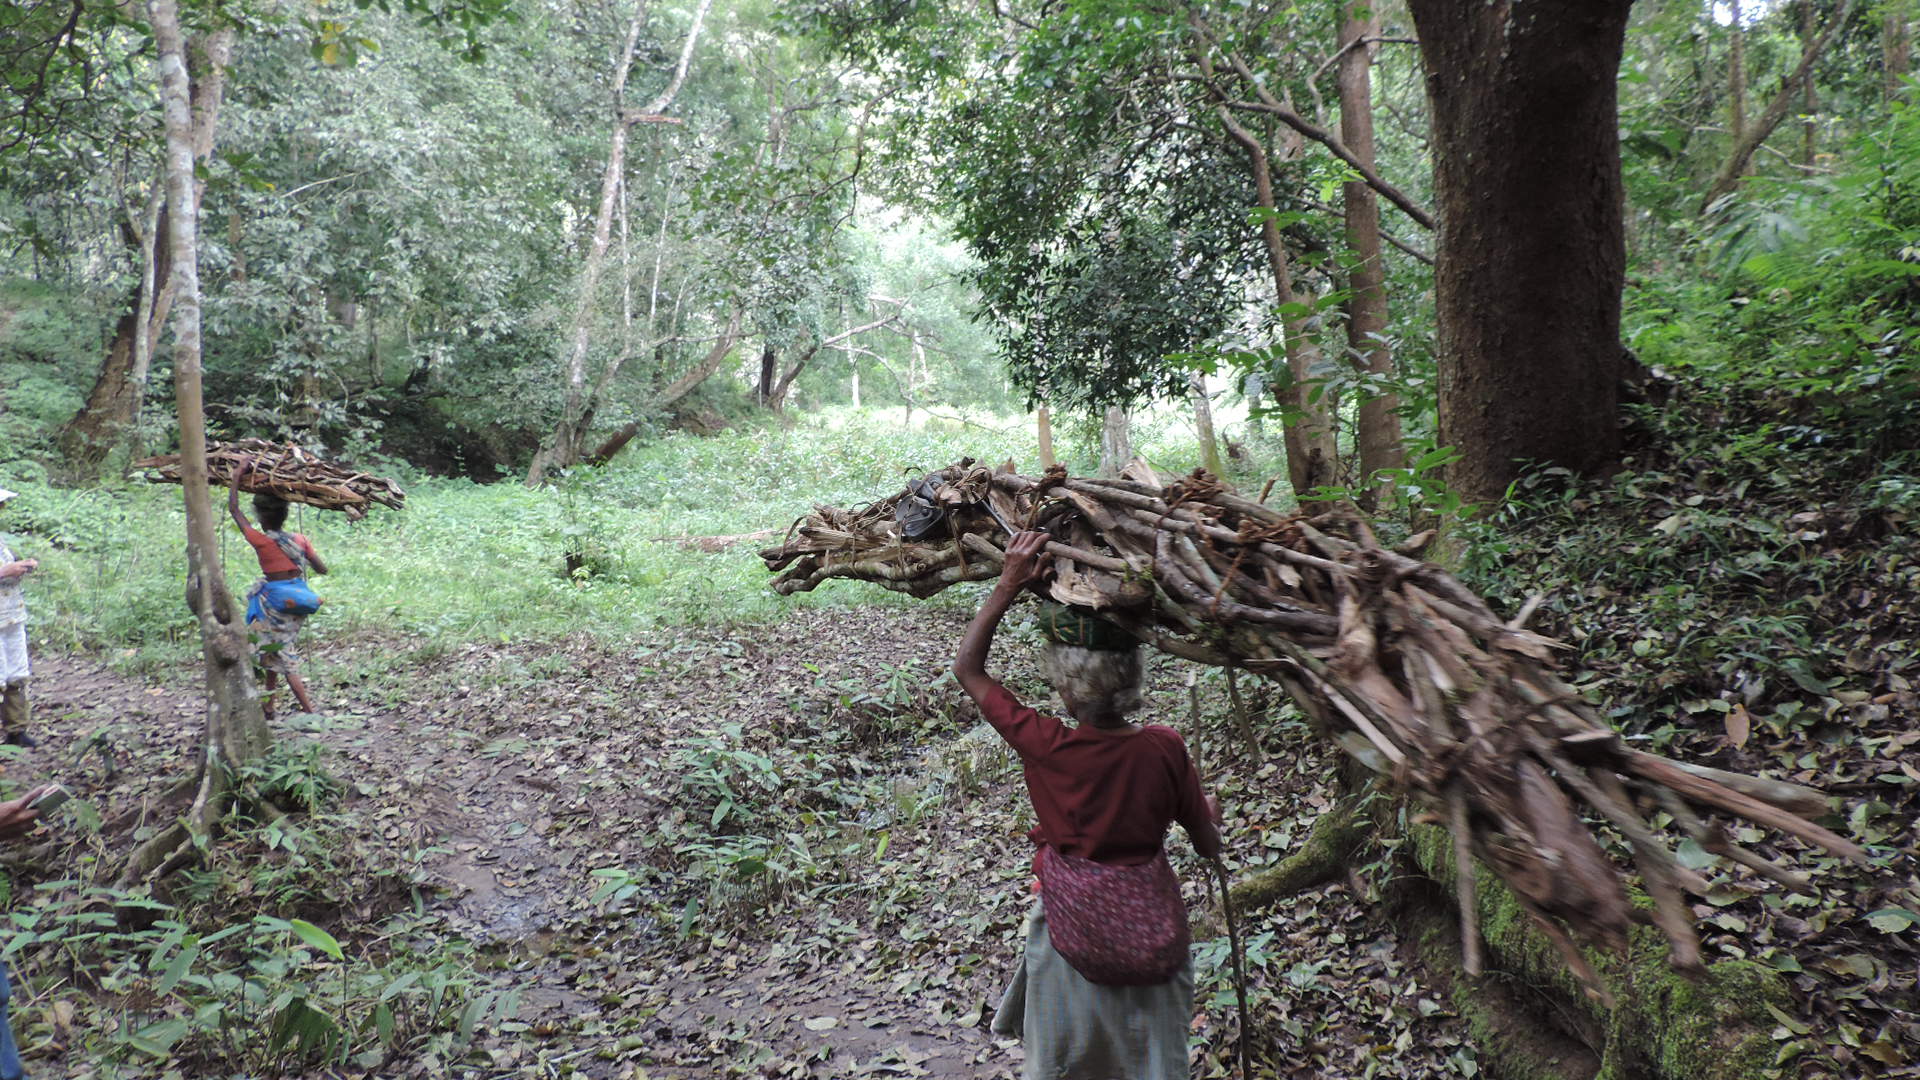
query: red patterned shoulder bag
1034 843 1190 986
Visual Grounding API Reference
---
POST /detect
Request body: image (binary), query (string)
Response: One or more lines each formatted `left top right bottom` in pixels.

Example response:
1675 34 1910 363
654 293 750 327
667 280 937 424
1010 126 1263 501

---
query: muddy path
18 604 1473 1079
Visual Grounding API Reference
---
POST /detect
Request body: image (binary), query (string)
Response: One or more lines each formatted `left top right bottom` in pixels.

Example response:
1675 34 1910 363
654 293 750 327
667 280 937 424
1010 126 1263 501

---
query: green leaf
288 918 345 960
1864 907 1920 933
1780 660 1831 696
457 990 496 1045
125 1017 190 1058
155 941 200 996
1764 1002 1811 1036
1673 838 1717 871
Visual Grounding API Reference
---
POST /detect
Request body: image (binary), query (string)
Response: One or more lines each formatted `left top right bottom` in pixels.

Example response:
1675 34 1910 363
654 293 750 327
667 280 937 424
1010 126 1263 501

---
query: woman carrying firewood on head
954 530 1223 1080
228 457 328 718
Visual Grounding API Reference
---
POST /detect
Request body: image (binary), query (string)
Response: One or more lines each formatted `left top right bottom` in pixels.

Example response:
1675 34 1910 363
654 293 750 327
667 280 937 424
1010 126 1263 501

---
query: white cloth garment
0 542 28 684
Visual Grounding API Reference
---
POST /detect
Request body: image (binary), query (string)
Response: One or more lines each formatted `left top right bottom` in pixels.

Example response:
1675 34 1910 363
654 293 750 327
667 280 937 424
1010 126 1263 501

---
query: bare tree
120 0 265 885
528 0 714 485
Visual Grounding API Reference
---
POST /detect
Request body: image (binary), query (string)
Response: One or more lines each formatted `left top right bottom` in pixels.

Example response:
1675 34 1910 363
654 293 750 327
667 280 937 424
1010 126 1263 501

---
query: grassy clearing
7 406 1288 672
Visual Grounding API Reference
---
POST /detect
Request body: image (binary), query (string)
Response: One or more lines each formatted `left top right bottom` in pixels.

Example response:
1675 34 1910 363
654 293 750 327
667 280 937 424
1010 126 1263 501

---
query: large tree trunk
1337 1 1401 502
1699 0 1856 213
1036 405 1056 470
1405 0 1633 507
121 0 266 886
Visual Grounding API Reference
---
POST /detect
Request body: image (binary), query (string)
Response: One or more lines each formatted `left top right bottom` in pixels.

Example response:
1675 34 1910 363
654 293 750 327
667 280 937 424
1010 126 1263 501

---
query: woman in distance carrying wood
953 530 1223 1080
229 457 329 718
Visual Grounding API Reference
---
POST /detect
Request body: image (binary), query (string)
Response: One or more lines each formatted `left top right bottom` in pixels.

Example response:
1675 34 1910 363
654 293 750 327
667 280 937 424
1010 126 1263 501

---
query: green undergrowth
1 414 1034 663
0 742 511 1078
1448 376 1920 1076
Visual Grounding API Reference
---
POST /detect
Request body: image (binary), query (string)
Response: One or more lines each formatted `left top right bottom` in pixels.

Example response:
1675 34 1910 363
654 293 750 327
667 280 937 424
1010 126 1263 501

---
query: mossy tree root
1220 799 1369 916
1407 823 1792 1080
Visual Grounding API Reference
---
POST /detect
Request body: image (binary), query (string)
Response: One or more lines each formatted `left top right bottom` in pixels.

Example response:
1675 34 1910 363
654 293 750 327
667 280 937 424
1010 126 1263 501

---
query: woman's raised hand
999 530 1053 591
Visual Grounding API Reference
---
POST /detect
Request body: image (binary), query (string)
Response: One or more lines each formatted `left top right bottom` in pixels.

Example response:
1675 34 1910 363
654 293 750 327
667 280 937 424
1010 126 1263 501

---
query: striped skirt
992 903 1194 1080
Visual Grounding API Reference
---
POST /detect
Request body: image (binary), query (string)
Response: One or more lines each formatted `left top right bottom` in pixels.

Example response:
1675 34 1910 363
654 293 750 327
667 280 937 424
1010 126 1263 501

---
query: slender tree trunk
1195 34 1337 498
121 0 266 885
1889 5 1913 99
1337 1 1401 502
585 309 746 465
757 343 778 406
57 25 231 481
764 312 899 412
1801 0 1818 165
1406 0 1633 506
1097 406 1131 479
1037 406 1057 470
1190 373 1226 478
527 6 646 486
1728 0 1747 145
1700 0 1857 212
528 0 713 484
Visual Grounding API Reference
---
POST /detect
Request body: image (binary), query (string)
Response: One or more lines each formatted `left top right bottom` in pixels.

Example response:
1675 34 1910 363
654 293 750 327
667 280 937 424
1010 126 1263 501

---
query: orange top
241 525 316 576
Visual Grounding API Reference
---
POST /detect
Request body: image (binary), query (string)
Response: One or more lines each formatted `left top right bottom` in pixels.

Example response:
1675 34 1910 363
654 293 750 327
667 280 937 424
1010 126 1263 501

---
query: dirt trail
20 605 1476 1079
23 608 1031 1078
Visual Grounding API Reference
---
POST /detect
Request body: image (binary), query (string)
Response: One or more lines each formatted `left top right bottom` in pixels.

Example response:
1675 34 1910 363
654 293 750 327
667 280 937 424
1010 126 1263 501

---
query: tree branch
1699 0 1857 213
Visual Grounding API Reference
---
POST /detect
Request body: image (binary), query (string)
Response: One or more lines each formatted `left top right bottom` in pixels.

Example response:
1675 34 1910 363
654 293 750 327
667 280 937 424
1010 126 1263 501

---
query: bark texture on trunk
1406 0 1633 507
1190 373 1226 479
1037 406 1056 470
1337 1 1401 500
121 0 268 886
1096 406 1131 479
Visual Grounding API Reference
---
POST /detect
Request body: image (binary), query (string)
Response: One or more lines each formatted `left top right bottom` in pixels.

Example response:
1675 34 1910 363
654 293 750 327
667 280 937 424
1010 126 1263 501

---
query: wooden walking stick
1210 855 1252 1080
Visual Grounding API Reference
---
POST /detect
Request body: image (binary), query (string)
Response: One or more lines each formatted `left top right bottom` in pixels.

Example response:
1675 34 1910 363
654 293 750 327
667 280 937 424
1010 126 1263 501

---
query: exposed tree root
1406 824 1792 1080
1226 799 1368 913
1396 872 1603 1080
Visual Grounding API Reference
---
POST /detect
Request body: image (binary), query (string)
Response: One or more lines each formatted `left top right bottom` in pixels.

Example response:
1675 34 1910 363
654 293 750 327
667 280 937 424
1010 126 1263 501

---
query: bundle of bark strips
761 459 1864 998
134 439 406 521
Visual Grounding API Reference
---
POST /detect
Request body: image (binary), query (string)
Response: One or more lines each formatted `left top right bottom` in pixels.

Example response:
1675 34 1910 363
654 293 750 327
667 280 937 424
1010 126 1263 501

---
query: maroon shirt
978 682 1213 866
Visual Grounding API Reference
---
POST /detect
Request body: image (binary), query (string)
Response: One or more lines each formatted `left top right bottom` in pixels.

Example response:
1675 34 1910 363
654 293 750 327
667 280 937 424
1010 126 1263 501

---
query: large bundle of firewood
762 459 1862 995
133 439 406 521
